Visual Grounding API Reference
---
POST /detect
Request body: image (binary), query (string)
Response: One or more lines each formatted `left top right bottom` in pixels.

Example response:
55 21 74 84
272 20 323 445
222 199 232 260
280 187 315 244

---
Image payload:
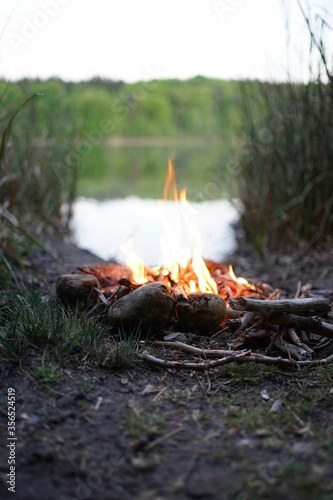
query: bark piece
106 282 174 336
56 273 99 307
176 293 226 333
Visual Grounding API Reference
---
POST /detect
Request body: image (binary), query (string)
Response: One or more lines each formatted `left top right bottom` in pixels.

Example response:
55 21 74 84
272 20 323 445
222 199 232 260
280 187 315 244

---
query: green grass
211 381 333 440
122 402 167 438
34 362 63 383
0 289 140 373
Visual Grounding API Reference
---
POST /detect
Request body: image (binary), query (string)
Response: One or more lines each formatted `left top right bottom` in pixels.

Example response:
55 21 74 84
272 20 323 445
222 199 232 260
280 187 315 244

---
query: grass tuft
0 289 139 372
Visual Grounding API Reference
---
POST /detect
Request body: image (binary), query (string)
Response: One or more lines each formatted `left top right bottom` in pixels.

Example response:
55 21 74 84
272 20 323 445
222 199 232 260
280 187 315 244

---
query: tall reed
0 82 77 260
237 3 333 253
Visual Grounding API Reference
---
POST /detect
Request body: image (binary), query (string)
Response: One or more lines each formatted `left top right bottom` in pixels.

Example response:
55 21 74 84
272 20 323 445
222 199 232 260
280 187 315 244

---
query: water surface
71 197 238 266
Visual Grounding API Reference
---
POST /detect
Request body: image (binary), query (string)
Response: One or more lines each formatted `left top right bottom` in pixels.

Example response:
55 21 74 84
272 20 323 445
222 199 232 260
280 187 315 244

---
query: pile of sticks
142 295 333 371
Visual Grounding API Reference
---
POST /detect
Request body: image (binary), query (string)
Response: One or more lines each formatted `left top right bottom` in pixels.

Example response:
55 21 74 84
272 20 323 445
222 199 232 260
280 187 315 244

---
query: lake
70 196 239 266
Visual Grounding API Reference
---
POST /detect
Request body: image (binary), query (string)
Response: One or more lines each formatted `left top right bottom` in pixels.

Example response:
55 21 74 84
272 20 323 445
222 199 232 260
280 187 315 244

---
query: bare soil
1 234 333 500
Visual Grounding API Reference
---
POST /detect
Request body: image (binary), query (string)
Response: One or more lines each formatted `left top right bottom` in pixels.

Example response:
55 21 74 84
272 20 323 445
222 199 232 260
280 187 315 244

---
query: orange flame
228 265 250 287
164 158 178 201
120 238 148 284
121 159 221 295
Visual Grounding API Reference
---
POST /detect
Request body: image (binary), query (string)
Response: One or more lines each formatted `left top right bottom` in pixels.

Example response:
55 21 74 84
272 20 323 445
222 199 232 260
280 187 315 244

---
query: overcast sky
0 0 332 83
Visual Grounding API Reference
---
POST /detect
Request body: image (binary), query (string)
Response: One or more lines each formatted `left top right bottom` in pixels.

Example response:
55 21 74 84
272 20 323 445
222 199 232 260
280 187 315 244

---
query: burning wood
56 261 260 336
56 159 333 369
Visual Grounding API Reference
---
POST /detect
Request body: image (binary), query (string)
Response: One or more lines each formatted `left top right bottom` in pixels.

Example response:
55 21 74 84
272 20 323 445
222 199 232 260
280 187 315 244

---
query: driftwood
229 297 331 317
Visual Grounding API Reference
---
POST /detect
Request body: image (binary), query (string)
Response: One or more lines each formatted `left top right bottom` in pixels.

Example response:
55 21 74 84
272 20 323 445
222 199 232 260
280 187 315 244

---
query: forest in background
0 75 241 138
0 76 244 199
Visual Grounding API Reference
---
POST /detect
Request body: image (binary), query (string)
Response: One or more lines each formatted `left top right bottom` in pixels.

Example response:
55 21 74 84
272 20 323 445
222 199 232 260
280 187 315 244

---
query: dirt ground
0 234 332 500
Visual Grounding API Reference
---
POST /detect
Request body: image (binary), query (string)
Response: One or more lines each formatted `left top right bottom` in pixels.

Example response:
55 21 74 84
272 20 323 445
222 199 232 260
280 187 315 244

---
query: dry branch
229 297 331 317
142 349 333 371
273 337 312 361
267 313 333 339
145 340 239 358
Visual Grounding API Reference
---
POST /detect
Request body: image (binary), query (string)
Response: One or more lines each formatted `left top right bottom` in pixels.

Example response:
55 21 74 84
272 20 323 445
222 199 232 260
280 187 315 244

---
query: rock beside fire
177 293 226 333
56 273 99 307
106 282 174 336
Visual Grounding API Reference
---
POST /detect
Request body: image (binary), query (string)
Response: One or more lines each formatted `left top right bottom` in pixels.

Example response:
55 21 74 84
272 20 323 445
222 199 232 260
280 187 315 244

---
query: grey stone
106 282 174 336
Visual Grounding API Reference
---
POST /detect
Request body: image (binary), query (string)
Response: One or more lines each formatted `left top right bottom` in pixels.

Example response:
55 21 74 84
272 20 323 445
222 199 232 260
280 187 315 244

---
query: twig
144 427 183 451
313 338 332 351
287 329 314 355
142 349 333 371
145 340 241 358
234 311 255 335
274 336 312 361
267 313 333 339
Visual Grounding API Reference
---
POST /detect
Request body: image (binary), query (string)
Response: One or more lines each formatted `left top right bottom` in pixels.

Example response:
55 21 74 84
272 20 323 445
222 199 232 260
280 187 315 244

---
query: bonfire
56 160 333 371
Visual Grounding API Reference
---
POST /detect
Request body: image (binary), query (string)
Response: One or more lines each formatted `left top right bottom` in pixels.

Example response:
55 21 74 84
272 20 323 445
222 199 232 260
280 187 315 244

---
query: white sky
0 0 332 83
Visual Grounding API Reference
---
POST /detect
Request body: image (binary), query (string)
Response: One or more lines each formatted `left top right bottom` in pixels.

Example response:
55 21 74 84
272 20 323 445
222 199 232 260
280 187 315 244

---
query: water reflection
71 197 238 266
